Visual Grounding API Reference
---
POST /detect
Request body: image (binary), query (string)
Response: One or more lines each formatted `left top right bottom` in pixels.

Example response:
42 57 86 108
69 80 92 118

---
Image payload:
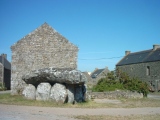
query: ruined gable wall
0 63 3 84
11 23 78 95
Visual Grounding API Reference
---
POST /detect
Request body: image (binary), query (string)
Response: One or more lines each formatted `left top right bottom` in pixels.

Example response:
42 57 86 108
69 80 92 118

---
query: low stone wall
89 90 143 99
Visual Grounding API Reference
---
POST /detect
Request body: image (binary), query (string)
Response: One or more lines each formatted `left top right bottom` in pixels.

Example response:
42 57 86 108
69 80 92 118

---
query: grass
73 114 160 120
119 98 160 108
0 93 160 108
0 93 70 107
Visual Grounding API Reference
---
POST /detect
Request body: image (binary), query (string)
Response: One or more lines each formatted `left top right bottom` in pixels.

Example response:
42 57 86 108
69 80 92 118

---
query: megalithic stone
22 67 87 86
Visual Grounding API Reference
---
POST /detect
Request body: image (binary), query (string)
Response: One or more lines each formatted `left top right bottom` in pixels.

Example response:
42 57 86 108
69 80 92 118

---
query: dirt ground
0 104 160 120
0 91 160 120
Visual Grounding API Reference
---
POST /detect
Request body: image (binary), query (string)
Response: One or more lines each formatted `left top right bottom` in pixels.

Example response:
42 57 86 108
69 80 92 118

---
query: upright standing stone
83 84 91 101
75 85 83 102
50 83 67 103
36 82 51 101
66 84 75 103
22 84 36 100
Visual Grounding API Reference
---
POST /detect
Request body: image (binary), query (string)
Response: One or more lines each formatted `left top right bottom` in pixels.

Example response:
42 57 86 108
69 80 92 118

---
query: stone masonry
89 90 143 99
116 61 160 91
11 23 78 95
0 63 3 84
116 61 160 83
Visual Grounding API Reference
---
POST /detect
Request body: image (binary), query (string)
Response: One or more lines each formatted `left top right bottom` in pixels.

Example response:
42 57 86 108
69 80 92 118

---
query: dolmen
22 67 88 103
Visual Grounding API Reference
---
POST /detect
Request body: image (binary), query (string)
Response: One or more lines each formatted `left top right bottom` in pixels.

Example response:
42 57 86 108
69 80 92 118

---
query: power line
78 56 124 60
78 49 158 61
79 51 112 54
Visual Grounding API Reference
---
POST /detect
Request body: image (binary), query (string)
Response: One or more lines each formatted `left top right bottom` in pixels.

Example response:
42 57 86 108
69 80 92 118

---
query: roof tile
116 48 160 66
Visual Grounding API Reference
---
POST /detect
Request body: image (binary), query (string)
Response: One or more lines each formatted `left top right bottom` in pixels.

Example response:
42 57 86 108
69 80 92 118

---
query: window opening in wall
146 66 150 76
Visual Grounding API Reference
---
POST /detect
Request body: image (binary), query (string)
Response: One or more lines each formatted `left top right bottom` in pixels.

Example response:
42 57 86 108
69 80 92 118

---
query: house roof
116 48 160 66
82 72 92 82
91 69 105 78
0 56 11 70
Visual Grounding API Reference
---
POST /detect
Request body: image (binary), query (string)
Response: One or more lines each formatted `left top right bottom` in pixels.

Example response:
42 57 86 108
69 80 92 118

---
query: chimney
153 44 160 51
1 54 7 59
125 51 131 56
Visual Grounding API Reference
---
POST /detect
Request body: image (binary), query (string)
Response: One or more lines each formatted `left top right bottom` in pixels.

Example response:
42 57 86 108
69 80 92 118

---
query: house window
146 66 150 76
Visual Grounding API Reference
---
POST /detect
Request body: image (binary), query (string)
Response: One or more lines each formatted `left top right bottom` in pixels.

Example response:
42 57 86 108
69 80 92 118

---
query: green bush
117 70 149 97
92 82 117 92
92 72 124 92
92 71 149 97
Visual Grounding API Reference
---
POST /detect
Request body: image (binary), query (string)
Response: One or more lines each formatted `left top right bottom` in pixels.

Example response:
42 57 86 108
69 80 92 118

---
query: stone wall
89 90 143 99
117 61 160 91
11 23 78 95
0 63 3 83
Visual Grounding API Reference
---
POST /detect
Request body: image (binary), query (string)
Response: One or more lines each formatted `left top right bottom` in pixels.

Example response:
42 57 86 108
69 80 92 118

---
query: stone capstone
36 82 51 101
22 67 87 86
22 84 36 100
50 83 67 103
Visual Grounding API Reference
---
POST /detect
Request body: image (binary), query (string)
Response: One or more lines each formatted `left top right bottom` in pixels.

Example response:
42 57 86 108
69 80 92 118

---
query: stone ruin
11 23 88 103
22 67 88 103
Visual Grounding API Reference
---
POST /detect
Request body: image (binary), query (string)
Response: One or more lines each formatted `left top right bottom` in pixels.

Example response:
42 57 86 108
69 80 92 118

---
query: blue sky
0 0 160 72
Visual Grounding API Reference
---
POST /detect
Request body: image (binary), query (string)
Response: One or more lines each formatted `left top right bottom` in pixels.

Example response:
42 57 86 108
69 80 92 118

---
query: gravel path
0 104 160 120
0 104 76 120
